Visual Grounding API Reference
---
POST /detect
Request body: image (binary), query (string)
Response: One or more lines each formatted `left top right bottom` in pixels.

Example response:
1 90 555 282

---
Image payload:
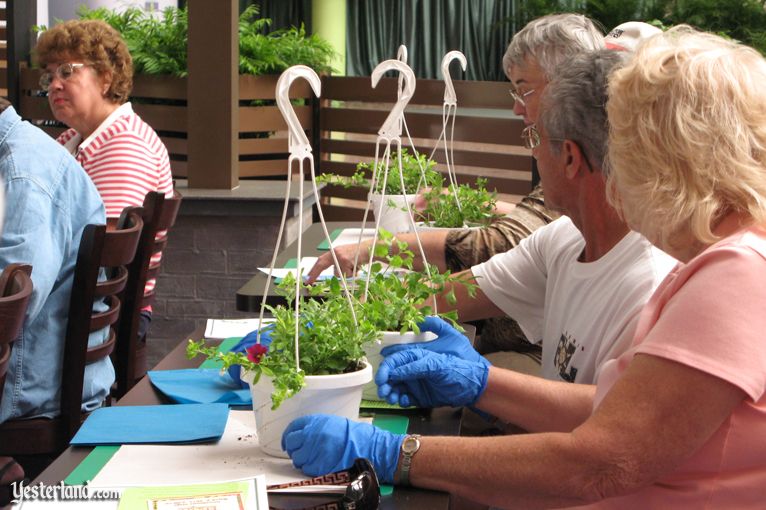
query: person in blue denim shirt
0 104 113 424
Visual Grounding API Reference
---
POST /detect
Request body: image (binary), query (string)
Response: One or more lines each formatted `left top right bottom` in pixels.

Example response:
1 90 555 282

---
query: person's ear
100 71 113 97
562 140 583 179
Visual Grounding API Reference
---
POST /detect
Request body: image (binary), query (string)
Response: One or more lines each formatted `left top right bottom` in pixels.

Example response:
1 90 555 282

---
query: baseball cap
605 21 662 52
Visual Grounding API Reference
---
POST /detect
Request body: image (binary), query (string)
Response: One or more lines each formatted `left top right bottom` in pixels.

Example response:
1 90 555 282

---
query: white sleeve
471 218 575 342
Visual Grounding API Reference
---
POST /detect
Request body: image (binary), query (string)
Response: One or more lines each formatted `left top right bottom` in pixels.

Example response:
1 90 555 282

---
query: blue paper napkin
148 369 252 406
70 403 230 445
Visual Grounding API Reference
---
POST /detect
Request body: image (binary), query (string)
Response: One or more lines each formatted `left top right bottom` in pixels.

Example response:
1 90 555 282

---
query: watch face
402 436 420 453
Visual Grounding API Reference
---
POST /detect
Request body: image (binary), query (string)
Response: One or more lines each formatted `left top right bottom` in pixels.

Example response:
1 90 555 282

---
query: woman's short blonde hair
35 19 133 104
606 26 766 250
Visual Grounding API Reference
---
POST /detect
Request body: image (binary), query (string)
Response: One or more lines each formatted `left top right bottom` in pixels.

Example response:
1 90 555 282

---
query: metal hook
441 50 466 106
276 64 321 157
371 59 416 141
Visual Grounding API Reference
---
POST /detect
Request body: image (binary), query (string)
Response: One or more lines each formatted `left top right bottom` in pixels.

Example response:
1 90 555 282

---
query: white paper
257 257 333 280
204 319 273 340
90 412 307 488
329 228 377 249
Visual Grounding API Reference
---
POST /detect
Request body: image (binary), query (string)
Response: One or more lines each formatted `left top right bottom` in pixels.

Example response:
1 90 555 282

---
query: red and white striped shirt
58 102 174 300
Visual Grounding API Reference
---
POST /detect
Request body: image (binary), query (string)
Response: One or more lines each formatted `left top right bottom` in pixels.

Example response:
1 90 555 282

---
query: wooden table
36 324 464 509
236 221 356 312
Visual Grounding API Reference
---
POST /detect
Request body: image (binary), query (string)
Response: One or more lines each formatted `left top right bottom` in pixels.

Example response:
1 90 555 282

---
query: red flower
246 343 268 364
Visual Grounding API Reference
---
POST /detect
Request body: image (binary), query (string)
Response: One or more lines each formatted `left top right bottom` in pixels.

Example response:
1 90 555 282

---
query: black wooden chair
0 208 143 458
113 190 182 398
0 264 33 408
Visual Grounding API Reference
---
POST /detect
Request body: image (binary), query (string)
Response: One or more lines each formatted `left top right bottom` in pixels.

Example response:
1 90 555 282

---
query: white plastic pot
247 362 372 457
369 193 417 233
362 330 437 401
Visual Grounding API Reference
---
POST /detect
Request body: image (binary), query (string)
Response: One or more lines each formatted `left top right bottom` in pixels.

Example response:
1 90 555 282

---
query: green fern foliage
69 4 336 77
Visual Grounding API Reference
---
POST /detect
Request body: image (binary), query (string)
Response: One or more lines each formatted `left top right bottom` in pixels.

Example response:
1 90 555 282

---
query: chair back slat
85 329 117 364
94 266 128 298
157 190 182 230
90 295 121 332
102 210 143 267
151 236 168 256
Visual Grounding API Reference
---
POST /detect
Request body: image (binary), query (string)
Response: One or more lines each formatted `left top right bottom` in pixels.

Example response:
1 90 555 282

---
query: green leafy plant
353 229 478 333
318 148 441 196
67 4 337 77
188 273 379 410
419 177 501 228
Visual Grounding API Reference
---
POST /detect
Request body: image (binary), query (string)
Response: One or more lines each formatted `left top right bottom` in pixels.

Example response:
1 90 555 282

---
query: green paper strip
274 258 299 284
199 337 243 369
371 414 409 496
316 228 343 251
64 445 120 485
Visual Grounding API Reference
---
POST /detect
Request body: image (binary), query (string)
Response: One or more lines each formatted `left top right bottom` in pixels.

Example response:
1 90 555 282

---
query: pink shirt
582 226 766 508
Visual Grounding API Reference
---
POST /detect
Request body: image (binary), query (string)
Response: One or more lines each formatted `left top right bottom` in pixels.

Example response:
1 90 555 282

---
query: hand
412 187 432 213
376 348 489 408
227 324 274 388
282 414 405 484
381 316 490 368
306 243 367 283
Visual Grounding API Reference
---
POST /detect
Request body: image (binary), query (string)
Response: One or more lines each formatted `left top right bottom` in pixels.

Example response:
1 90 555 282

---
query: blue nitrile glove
376 348 489 408
227 324 275 389
381 315 490 368
282 414 405 484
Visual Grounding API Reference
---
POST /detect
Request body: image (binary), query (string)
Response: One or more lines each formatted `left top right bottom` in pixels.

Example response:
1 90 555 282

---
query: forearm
407 433 606 509
476 367 596 432
392 231 449 271
432 269 504 322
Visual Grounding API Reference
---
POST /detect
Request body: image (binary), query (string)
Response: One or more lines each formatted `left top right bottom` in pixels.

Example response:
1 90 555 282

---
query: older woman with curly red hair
35 19 173 343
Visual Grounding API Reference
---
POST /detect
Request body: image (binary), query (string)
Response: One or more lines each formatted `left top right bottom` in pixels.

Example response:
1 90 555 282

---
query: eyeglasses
267 458 381 510
39 63 88 89
521 125 595 172
509 87 536 107
521 125 542 150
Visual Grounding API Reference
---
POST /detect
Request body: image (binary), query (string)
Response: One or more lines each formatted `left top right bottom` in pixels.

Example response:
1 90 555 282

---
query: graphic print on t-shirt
555 331 579 382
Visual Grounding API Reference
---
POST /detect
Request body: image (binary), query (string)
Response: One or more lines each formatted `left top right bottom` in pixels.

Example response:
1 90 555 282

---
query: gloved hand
376 348 489 408
381 316 490 368
227 324 275 388
282 414 405 484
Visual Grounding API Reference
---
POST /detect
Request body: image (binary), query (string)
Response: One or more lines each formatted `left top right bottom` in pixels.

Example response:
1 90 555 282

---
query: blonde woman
281 29 766 508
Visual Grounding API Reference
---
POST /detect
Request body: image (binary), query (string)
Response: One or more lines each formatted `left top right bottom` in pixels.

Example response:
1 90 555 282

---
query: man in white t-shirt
427 49 676 385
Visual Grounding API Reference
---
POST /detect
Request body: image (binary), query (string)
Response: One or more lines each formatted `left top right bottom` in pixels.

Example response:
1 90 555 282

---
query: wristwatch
398 434 421 486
